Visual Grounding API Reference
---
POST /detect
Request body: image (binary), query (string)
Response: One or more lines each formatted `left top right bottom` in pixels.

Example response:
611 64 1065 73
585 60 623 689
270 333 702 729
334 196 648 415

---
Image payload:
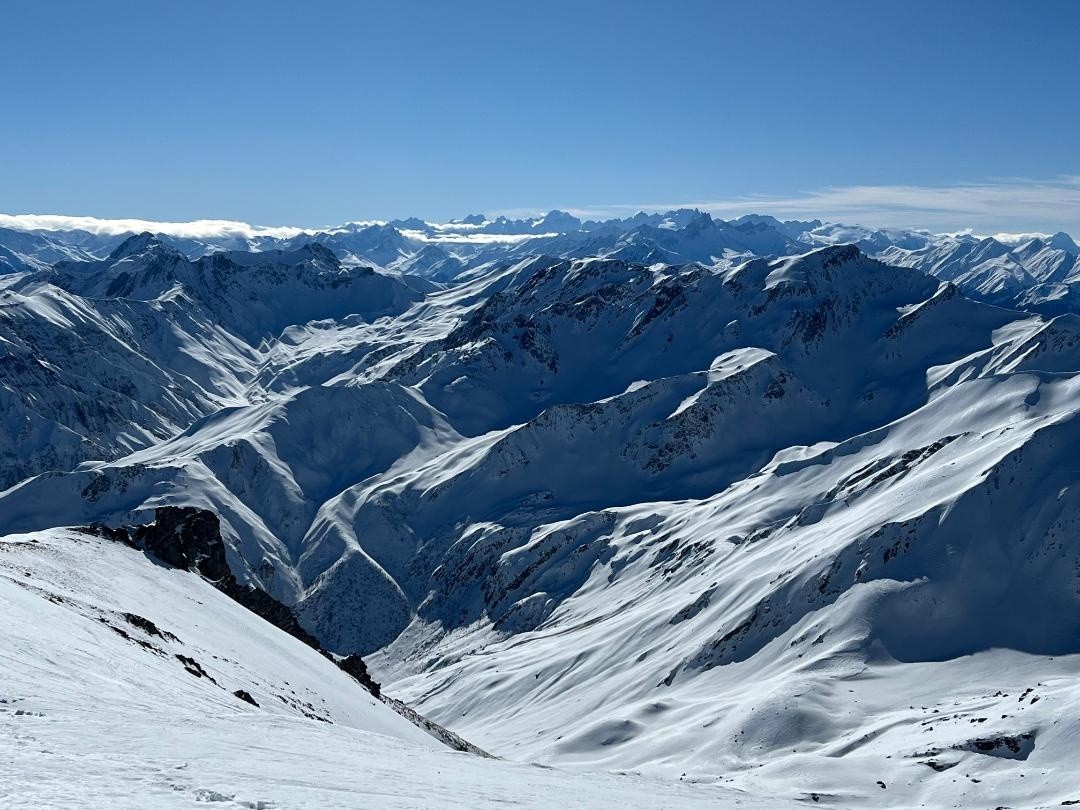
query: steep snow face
389 243 464 281
0 226 99 272
359 371 1080 809
0 529 772 809
0 381 461 615
0 281 258 489
391 246 1001 435
0 234 425 489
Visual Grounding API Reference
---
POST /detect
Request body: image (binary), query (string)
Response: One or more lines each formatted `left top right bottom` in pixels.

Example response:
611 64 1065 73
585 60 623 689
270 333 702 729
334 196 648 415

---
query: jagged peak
771 243 866 275
1049 231 1079 253
452 213 486 226
107 231 175 261
215 241 342 269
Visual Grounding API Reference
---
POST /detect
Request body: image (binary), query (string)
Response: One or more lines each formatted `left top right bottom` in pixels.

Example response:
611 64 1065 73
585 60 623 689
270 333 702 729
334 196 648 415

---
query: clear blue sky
3 0 1079 232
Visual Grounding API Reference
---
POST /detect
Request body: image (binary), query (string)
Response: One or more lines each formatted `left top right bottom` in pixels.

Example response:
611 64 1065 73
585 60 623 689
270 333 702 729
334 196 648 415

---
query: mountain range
3 211 1080 808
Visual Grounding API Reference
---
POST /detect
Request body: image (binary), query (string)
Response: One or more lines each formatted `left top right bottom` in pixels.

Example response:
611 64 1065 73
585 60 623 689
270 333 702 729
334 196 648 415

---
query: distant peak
453 214 486 226
107 231 172 261
814 243 864 264
533 210 581 231
1049 231 1079 252
389 217 428 231
686 210 714 225
299 241 338 260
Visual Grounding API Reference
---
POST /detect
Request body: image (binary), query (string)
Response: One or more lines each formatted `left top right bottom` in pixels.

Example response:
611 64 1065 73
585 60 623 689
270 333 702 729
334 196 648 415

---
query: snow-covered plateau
3 211 1080 808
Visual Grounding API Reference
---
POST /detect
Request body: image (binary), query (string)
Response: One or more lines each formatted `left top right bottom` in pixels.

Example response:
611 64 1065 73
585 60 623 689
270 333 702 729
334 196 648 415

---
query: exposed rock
84 507 363 680
233 689 259 707
133 506 230 581
338 655 381 698
91 506 491 755
954 732 1036 760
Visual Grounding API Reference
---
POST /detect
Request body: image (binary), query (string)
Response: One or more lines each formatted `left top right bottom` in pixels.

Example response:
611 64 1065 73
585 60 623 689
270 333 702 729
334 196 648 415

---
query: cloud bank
0 214 308 240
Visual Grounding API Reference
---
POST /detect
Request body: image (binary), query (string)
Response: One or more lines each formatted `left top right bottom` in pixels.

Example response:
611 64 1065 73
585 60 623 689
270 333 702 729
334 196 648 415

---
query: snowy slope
0 527 783 809
880 234 1080 312
0 226 98 272
45 234 423 342
0 279 258 489
374 369 1080 806
0 232 426 490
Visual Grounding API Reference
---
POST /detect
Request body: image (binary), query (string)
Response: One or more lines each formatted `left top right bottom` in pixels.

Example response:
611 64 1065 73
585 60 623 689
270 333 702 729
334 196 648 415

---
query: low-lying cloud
0 214 308 240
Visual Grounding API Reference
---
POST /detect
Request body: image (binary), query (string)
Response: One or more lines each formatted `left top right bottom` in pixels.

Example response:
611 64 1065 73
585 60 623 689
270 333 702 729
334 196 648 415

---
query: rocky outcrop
81 506 492 757
85 507 359 679
338 655 381 698
133 506 231 581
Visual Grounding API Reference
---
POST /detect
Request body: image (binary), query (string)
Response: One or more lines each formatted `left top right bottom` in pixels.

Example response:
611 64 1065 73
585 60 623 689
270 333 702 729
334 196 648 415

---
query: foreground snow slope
0 529 778 809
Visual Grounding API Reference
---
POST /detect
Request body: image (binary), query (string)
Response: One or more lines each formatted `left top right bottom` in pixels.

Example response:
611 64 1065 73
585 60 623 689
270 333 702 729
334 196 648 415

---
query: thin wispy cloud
552 176 1080 237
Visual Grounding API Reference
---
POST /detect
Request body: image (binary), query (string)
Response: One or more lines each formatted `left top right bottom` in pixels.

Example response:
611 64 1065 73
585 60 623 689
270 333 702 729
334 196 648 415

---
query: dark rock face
86 522 131 545
86 507 227 579
84 507 380 695
175 654 215 682
134 506 231 581
339 655 381 698
122 612 177 642
233 689 259 707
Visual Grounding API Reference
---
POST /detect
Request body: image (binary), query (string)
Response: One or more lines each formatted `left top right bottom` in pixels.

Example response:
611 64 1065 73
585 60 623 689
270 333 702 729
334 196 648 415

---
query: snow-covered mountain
0 226 99 273
0 233 422 490
879 233 1080 313
4 214 1080 807
5 211 1078 313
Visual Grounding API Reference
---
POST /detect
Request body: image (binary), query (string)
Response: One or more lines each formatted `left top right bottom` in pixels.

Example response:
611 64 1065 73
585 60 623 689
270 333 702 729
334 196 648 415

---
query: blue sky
3 0 1079 233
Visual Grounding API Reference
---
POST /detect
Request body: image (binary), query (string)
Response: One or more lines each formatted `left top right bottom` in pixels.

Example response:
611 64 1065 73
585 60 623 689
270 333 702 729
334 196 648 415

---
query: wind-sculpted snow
3 234 1080 807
